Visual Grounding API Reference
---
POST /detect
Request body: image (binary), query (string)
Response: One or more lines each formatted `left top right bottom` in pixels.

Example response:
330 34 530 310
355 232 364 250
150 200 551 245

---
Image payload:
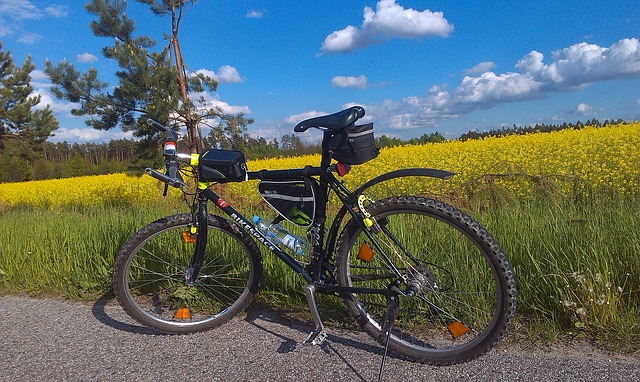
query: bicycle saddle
293 106 365 132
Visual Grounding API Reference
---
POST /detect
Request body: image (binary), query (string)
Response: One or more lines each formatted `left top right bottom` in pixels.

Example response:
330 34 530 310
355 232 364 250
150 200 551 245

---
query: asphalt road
1 295 638 382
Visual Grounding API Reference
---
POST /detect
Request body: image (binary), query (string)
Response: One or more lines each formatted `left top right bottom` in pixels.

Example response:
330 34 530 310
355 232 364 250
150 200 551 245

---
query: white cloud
0 0 41 20
216 65 242 84
29 69 48 82
75 53 98 64
455 72 543 105
0 1 67 42
194 68 216 79
359 38 640 133
284 111 327 124
517 38 640 89
32 90 76 114
574 103 602 116
17 31 42 44
246 10 264 19
321 0 453 53
331 75 368 89
0 1 67 20
464 61 497 75
0 17 10 37
25 72 78 115
576 103 593 114
191 91 251 115
194 66 243 84
44 5 68 18
48 127 135 143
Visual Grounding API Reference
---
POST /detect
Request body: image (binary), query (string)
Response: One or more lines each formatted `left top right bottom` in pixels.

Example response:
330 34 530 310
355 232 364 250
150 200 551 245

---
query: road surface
1 295 638 381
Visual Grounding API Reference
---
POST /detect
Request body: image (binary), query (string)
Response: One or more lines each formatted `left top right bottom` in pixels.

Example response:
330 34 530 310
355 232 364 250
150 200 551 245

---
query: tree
206 113 253 150
45 0 231 154
0 42 58 158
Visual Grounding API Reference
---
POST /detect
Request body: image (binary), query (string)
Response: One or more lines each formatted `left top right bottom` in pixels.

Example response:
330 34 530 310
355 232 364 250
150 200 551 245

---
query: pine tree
0 42 59 156
45 0 225 154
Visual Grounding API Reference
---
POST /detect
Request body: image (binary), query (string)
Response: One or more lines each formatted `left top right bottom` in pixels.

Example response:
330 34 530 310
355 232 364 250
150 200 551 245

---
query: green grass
476 194 640 350
0 191 638 351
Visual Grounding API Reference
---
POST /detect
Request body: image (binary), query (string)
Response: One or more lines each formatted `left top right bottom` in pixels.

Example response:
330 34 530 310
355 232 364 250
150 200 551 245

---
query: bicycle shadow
244 306 404 381
91 292 166 335
92 293 404 377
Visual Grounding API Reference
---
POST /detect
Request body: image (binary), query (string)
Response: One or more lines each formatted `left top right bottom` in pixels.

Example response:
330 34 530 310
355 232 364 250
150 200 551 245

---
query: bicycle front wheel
335 196 516 364
113 213 262 334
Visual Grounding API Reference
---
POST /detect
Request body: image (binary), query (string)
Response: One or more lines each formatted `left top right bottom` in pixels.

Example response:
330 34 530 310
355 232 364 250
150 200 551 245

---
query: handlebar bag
325 123 380 165
257 180 317 226
199 149 247 182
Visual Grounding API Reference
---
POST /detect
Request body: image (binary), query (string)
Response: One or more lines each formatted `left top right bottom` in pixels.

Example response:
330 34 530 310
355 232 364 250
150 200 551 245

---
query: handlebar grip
144 168 186 188
147 119 167 132
166 160 184 184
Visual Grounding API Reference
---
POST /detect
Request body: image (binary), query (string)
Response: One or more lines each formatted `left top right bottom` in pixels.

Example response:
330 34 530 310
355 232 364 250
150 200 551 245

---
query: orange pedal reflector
181 231 197 244
357 242 374 262
174 307 191 319
447 321 469 339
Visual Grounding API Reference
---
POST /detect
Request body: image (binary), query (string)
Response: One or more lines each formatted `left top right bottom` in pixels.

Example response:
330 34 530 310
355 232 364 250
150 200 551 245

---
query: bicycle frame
189 164 368 288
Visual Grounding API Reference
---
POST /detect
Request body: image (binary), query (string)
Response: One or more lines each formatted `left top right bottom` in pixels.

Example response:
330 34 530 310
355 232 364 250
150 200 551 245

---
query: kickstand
377 292 399 382
302 284 327 346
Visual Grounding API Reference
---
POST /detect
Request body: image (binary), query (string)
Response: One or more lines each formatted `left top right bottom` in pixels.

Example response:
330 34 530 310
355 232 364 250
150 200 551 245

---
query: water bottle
252 215 308 255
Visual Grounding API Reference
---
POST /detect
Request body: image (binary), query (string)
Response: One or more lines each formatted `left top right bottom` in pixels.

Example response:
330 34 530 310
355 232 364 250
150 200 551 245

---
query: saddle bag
325 123 379 165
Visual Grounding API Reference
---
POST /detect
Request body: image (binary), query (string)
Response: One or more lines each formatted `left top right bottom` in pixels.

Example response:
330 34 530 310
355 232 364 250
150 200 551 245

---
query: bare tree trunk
170 5 201 153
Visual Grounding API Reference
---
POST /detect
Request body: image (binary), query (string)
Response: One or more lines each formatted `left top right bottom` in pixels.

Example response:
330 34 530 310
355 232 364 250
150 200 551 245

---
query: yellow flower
1 123 637 208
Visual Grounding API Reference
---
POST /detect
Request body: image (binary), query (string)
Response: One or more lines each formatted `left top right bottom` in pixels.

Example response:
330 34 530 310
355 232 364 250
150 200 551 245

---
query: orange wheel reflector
180 231 197 244
357 242 374 262
447 321 469 339
174 307 191 319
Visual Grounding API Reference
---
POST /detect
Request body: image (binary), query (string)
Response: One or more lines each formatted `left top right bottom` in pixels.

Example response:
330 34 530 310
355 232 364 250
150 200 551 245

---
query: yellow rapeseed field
1 123 638 208
0 173 160 208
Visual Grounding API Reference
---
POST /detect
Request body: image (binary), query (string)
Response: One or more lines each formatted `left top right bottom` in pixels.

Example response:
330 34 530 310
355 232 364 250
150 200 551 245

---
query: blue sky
1 0 639 144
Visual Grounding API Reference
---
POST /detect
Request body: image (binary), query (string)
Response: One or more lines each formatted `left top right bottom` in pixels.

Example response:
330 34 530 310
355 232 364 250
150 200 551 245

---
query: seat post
320 130 333 171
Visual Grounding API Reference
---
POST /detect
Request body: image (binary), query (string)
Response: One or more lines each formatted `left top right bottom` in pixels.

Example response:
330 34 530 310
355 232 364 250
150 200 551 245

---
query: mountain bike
112 106 516 369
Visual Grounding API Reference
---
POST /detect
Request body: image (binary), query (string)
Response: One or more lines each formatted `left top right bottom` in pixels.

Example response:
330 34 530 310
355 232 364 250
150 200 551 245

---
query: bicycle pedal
303 329 327 346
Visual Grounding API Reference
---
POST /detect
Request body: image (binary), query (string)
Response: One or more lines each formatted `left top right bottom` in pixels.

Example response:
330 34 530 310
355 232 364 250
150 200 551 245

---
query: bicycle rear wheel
335 196 516 364
113 213 262 333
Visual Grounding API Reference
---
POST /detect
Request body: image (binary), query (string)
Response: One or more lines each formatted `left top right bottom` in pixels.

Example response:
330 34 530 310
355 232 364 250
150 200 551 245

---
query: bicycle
113 106 517 370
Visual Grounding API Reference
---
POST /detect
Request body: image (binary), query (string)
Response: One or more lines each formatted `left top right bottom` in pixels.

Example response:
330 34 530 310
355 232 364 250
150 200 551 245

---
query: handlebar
147 119 180 143
145 167 187 189
145 119 186 190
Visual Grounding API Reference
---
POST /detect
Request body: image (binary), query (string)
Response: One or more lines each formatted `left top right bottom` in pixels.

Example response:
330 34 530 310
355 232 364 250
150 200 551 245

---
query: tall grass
0 205 173 298
477 193 639 348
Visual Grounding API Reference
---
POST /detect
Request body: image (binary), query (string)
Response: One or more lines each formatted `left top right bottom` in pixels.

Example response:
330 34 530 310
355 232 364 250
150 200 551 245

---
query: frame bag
257 180 317 226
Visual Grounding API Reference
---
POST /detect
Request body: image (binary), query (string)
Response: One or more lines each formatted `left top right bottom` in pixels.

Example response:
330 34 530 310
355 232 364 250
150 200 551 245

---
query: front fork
186 192 208 285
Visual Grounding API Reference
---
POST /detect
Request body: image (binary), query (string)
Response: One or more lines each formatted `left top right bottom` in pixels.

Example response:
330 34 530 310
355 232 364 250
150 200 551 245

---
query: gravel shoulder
1 295 638 382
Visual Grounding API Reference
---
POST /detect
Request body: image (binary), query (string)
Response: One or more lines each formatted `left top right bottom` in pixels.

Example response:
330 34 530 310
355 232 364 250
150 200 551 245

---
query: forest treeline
0 118 630 183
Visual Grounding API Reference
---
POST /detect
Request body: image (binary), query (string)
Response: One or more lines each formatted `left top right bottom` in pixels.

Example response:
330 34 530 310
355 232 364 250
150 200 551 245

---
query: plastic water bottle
252 215 308 255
